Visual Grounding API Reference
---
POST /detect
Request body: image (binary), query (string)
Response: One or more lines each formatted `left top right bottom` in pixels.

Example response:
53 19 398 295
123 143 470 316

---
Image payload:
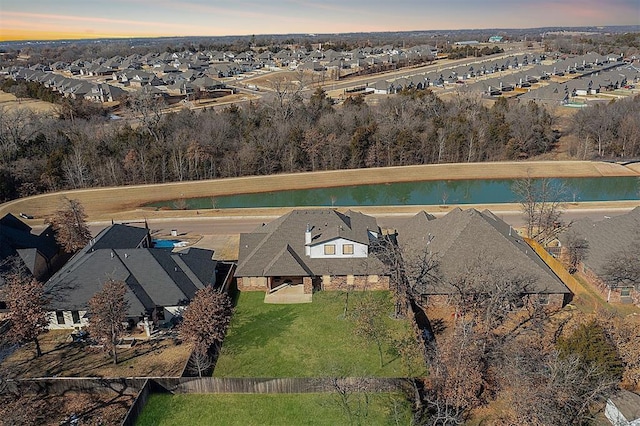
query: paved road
88 206 636 237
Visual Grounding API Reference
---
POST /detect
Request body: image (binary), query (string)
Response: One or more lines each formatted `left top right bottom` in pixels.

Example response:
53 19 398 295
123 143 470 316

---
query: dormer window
343 244 354 255
324 245 336 255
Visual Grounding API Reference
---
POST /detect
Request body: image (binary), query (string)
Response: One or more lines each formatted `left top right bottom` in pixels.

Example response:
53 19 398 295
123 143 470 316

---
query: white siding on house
47 310 88 330
163 306 185 324
605 398 640 426
309 238 368 258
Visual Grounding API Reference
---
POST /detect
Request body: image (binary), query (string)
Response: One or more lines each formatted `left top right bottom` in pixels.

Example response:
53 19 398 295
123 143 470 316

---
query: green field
214 291 425 377
135 393 412 426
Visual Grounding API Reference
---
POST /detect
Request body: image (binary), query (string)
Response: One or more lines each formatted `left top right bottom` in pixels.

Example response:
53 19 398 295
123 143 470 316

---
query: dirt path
1 161 638 224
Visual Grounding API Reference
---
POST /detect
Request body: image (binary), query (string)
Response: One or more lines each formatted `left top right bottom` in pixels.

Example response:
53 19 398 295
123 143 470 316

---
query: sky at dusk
1 0 639 41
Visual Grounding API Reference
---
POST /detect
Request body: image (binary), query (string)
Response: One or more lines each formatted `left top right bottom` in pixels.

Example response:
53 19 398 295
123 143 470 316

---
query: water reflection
149 177 640 209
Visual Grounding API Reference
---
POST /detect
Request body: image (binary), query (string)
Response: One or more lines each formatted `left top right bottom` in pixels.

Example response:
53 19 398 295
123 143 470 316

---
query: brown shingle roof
559 206 640 275
235 209 384 277
397 208 570 295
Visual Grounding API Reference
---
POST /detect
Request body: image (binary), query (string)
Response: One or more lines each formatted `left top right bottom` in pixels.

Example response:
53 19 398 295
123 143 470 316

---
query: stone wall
321 274 390 291
303 277 313 294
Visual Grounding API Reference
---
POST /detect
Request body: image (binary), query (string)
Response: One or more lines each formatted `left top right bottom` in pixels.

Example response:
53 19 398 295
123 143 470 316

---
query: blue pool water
153 239 181 249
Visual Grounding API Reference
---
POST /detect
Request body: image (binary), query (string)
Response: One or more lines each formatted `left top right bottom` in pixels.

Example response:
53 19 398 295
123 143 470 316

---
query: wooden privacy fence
10 377 147 395
524 237 582 295
154 376 413 394
121 379 151 426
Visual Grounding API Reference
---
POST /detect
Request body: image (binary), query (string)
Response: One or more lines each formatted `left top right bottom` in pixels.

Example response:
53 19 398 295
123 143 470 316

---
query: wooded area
1 81 638 204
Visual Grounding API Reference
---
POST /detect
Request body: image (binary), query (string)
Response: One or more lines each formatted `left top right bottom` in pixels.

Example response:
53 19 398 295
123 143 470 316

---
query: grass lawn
214 291 425 377
135 393 411 426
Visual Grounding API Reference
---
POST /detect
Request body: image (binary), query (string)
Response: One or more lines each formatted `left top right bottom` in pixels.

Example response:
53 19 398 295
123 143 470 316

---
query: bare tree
178 286 233 375
351 293 389 368
87 279 129 364
371 235 440 318
329 376 373 426
497 341 618 425
601 241 640 291
125 90 165 143
265 71 307 121
49 197 92 253
185 350 215 378
512 175 567 243
5 270 49 358
420 325 484 425
563 230 590 274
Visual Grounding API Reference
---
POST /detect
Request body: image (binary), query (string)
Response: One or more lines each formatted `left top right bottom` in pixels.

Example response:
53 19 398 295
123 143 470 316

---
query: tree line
371 235 634 425
1 85 639 203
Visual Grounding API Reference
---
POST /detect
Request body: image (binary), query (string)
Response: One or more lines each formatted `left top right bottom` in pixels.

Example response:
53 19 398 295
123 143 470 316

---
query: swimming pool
152 239 182 249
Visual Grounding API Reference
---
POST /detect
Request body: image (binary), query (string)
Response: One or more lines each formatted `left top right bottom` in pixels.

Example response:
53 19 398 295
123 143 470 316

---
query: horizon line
1 24 637 44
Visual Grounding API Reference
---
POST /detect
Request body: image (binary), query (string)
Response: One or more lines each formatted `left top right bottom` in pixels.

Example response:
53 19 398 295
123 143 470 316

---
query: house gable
396 208 571 300
235 209 386 280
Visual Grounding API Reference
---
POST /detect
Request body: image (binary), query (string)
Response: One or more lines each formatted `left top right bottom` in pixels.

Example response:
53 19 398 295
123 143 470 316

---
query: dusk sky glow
1 0 639 41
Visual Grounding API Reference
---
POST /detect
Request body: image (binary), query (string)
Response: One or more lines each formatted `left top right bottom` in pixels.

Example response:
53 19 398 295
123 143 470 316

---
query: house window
71 311 81 324
56 311 65 325
620 288 631 297
324 245 336 255
0 301 7 311
156 307 165 321
343 244 354 255
538 294 549 305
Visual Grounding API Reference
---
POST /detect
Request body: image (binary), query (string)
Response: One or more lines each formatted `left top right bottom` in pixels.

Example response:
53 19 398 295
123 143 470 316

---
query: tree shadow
429 318 447 335
220 306 298 353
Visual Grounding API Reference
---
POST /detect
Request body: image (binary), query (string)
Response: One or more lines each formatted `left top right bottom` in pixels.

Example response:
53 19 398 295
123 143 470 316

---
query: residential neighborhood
2 192 639 423
0 13 639 426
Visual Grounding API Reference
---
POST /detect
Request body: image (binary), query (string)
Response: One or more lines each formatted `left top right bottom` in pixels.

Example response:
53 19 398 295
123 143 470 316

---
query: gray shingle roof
397 208 570 295
0 214 62 282
45 247 216 315
90 223 150 251
44 224 216 316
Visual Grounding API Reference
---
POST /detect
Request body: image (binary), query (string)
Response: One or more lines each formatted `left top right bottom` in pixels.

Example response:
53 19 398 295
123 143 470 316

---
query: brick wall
421 293 565 309
303 277 313 294
236 277 268 291
582 267 639 305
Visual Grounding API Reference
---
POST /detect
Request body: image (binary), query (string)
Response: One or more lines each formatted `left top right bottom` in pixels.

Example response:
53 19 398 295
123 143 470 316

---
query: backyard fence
524 237 582 295
121 379 151 426
10 377 147 395
152 376 412 394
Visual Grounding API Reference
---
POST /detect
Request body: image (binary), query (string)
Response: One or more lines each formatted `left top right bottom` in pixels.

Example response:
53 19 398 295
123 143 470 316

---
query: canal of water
148 177 640 209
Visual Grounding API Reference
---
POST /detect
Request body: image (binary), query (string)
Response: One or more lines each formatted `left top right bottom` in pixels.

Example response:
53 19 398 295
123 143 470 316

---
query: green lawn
214 291 425 377
136 393 411 426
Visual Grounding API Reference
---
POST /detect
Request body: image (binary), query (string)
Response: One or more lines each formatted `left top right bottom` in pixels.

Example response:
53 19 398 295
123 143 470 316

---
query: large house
0 214 68 311
558 207 640 305
0 213 67 282
44 224 218 332
235 209 389 297
396 208 572 308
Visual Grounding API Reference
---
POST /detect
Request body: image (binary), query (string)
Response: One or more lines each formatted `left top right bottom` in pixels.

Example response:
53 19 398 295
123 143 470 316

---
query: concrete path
264 285 313 304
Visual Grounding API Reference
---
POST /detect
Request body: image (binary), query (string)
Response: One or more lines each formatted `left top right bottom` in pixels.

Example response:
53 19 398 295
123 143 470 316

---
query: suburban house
395 208 572 308
235 209 389 298
558 207 640 305
605 390 640 426
0 213 68 311
43 224 219 333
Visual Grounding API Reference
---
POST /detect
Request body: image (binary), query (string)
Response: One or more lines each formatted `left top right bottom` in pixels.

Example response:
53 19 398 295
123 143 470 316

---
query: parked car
19 212 33 219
